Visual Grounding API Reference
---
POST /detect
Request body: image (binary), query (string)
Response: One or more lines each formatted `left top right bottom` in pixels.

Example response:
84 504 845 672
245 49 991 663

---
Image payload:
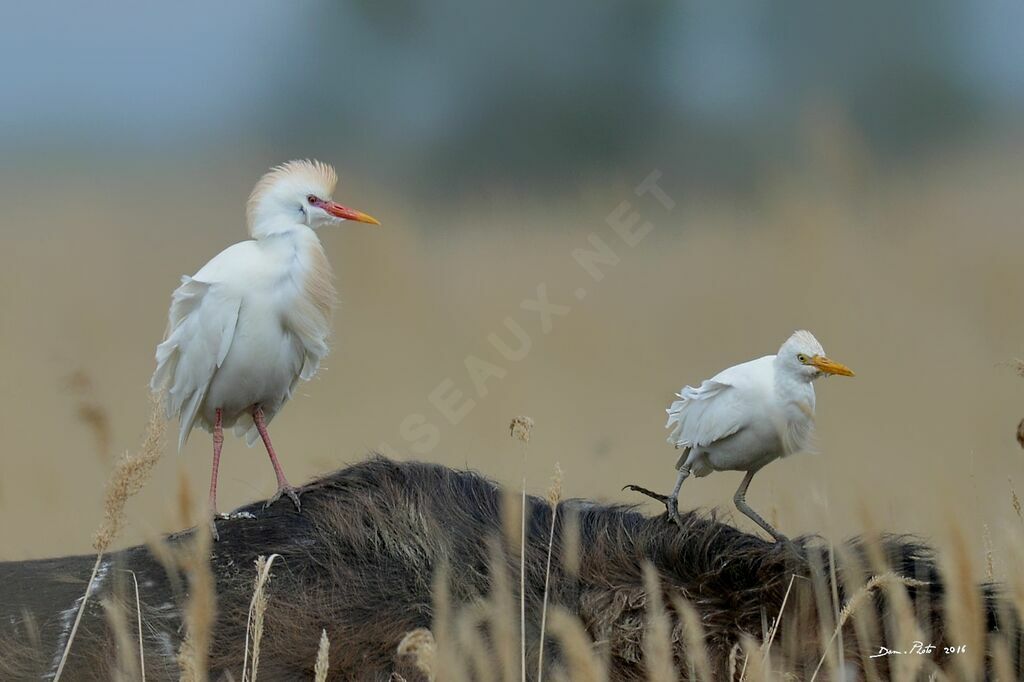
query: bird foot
622 483 669 504
774 536 800 555
623 484 684 528
208 516 221 542
264 485 302 511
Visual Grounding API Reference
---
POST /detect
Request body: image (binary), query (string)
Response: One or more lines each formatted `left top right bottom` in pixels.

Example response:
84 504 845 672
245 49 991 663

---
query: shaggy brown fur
0 456 1018 680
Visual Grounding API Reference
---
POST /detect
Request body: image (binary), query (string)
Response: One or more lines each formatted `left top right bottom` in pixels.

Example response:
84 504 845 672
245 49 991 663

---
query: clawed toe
624 484 685 528
622 483 670 505
265 485 302 511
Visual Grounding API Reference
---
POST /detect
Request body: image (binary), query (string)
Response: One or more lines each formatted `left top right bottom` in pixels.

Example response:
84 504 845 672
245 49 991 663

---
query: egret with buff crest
150 160 380 537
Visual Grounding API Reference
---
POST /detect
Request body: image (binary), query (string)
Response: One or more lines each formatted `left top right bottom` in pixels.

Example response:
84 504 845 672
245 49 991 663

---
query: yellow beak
809 355 855 377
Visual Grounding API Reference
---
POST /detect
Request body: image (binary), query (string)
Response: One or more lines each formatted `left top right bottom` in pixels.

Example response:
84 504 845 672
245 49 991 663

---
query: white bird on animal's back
150 160 380 537
625 330 854 544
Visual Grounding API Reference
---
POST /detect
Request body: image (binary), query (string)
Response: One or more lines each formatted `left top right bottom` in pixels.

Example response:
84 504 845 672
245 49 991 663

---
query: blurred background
2 1 1023 570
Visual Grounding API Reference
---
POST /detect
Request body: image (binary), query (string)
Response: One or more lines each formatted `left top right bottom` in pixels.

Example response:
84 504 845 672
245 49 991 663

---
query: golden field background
1 138 1023 580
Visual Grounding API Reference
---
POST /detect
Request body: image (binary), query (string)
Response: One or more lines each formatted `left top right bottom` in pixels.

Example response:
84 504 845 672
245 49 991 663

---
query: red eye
307 195 318 204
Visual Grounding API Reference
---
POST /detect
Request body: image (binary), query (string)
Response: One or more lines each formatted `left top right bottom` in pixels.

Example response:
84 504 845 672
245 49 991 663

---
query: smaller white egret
625 330 854 544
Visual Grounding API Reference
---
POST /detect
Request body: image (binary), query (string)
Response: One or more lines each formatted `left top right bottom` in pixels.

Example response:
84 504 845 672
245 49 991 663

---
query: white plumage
150 160 380 535
627 330 854 544
153 234 327 450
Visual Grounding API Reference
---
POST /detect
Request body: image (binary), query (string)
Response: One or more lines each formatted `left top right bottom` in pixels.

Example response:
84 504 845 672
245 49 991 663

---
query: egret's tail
665 395 686 446
151 338 200 451
149 276 233 452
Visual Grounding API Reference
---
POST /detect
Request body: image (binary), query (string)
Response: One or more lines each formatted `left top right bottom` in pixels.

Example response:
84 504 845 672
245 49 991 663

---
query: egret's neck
250 214 312 240
251 224 324 284
254 224 335 316
255 223 322 261
773 356 817 449
773 355 813 397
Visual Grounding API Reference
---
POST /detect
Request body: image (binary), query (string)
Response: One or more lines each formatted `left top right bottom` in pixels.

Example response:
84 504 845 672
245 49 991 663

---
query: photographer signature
870 642 967 658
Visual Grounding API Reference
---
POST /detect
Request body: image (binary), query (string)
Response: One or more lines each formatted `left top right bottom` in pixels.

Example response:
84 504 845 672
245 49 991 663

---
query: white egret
625 330 854 543
150 160 380 537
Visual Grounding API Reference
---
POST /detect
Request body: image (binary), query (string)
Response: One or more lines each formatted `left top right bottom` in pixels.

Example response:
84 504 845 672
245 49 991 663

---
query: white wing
151 243 253 450
284 239 334 383
288 311 329 383
665 357 769 449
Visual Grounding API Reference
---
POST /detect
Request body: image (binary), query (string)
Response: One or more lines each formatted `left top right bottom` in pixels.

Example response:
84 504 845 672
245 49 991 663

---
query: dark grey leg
665 466 690 526
623 465 691 527
733 468 790 545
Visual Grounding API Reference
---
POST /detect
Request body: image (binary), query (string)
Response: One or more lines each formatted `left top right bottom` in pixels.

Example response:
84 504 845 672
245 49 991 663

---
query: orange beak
809 355 855 377
324 201 381 225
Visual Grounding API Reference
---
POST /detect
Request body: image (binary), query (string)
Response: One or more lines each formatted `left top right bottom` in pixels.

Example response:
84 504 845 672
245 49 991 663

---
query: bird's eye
306 195 318 205
797 353 808 363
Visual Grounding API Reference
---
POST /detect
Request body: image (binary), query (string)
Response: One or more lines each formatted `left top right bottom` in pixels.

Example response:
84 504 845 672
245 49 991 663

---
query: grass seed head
547 462 563 508
93 395 166 552
313 629 331 682
509 416 534 443
397 628 437 681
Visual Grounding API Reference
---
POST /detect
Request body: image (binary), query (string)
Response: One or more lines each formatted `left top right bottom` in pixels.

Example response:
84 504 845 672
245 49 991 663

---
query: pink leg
208 408 224 540
253 405 302 511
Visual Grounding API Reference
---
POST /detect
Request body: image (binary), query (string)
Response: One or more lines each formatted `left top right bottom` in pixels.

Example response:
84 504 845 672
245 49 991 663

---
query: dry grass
537 462 562 682
488 537 520 682
739 635 767 682
101 596 141 681
65 370 114 464
641 563 677 682
545 608 607 682
397 628 437 680
380 472 1017 682
429 563 464 682
94 394 167 552
27 380 1024 681
176 467 217 682
670 595 712 682
177 531 215 681
982 523 995 581
762 573 796 658
128 570 146 681
808 572 929 681
371 424 1019 682
313 629 331 682
27 463 1024 680
940 523 985 679
52 395 166 681
242 554 280 682
510 415 534 682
